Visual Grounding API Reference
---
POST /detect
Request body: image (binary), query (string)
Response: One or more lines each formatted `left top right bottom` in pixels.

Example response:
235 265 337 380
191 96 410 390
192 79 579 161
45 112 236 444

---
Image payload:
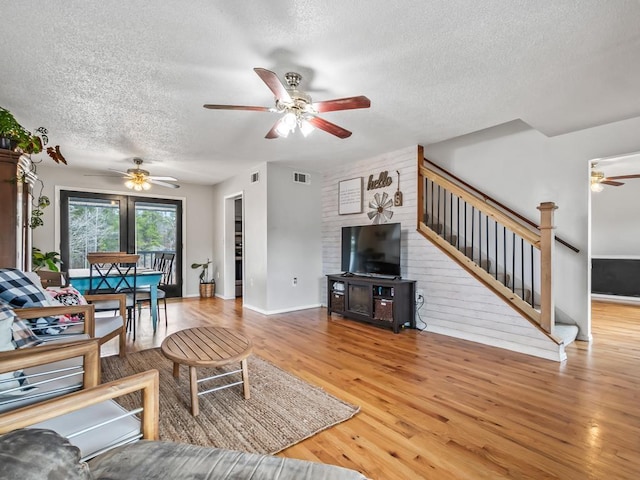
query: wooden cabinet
327 274 416 333
0 150 31 270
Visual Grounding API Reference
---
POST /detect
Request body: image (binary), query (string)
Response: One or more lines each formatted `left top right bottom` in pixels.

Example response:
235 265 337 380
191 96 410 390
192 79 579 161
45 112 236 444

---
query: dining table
68 268 164 332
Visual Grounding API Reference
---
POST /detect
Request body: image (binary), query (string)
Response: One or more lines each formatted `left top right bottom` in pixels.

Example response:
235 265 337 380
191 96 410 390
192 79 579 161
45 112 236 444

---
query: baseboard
592 293 640 305
243 303 322 315
425 325 566 362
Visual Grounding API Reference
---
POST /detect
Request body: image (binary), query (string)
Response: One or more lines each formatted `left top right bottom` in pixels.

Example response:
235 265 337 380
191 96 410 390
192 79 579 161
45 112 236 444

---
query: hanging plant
0 107 66 163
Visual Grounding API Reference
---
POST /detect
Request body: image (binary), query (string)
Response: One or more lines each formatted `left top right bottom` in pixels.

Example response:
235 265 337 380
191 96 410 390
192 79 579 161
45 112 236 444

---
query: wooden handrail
419 165 541 247
422 157 579 253
418 146 559 337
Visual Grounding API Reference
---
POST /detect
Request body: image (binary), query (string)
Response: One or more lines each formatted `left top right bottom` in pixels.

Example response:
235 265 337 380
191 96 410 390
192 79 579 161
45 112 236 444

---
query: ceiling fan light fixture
300 119 314 137
275 121 290 137
283 112 296 129
125 174 152 191
590 182 604 193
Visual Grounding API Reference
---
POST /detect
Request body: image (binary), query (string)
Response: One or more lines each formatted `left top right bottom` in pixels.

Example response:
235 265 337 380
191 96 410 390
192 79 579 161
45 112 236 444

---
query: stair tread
555 324 579 346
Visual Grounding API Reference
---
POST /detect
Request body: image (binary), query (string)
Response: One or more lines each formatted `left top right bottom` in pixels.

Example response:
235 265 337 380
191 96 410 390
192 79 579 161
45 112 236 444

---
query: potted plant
191 258 215 298
31 247 61 271
0 106 66 164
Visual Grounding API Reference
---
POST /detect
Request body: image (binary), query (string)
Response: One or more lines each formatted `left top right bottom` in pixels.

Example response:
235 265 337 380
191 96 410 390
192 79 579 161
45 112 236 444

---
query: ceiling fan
590 163 640 192
109 158 180 190
204 67 371 139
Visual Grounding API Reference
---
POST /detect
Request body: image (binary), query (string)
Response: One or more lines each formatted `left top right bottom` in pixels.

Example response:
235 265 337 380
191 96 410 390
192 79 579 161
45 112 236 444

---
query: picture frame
338 177 363 215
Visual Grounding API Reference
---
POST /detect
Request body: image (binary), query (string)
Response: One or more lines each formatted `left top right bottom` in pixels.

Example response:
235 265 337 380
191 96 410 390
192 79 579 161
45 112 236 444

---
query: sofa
0 340 369 480
0 429 369 479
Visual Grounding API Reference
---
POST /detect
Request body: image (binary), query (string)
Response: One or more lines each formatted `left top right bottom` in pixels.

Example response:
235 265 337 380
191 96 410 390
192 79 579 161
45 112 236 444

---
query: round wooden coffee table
160 327 253 416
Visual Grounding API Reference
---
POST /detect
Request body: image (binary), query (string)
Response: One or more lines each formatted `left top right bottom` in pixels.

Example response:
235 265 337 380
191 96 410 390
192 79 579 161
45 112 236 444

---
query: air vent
293 172 311 184
250 171 259 183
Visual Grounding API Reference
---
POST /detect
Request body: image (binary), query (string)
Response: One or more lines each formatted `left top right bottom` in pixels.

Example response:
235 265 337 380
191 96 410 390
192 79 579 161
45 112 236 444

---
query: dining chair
135 252 175 327
86 253 139 340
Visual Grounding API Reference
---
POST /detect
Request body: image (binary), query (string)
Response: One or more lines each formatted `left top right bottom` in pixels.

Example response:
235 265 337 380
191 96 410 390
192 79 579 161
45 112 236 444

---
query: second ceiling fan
204 68 371 139
110 158 180 190
590 163 640 191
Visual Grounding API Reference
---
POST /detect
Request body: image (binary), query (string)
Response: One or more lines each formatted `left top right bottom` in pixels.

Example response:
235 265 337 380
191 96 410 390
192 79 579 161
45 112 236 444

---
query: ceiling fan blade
108 168 133 177
602 180 625 186
149 179 180 189
265 118 283 139
148 175 178 181
313 95 371 113
254 68 292 103
307 116 352 139
203 104 271 112
604 174 640 180
83 174 122 177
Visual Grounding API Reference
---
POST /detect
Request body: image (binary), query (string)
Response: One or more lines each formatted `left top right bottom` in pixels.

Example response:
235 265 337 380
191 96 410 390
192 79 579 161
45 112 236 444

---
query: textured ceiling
2 1 640 185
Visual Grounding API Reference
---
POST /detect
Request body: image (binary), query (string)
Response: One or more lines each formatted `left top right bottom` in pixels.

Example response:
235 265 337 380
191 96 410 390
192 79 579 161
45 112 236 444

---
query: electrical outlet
416 289 424 301
217 271 220 279
292 277 298 286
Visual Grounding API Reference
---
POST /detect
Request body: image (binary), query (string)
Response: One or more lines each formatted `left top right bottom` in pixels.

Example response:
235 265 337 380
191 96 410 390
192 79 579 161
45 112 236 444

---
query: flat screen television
341 223 401 277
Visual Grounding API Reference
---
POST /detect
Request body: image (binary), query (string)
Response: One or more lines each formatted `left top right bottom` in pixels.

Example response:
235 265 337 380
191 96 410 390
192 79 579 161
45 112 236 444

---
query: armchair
0 338 157 461
0 268 127 357
0 338 100 414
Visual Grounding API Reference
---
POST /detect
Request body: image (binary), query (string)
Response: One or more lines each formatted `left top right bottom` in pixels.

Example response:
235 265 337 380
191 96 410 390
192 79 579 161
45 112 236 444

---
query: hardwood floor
105 299 640 479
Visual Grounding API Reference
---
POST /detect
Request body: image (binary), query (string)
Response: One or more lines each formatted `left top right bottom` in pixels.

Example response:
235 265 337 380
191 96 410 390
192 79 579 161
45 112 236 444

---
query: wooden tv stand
326 274 416 333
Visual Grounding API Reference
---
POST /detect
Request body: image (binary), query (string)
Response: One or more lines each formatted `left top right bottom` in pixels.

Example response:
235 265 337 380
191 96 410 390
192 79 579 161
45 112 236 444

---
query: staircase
417 147 579 359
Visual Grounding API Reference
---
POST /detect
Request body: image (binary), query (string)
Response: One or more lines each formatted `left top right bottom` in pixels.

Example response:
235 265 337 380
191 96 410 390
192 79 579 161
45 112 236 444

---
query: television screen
341 223 401 277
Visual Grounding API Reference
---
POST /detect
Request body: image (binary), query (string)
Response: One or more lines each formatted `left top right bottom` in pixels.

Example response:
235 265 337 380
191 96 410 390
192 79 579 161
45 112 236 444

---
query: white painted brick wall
321 145 563 361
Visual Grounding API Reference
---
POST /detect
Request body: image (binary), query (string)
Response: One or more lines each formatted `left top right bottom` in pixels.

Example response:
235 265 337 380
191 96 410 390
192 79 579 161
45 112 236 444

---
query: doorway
223 192 243 300
59 190 183 297
588 152 640 335
235 198 243 297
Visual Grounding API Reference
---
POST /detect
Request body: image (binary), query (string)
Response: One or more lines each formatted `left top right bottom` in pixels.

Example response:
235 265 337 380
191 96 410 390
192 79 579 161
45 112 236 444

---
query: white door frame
223 191 243 300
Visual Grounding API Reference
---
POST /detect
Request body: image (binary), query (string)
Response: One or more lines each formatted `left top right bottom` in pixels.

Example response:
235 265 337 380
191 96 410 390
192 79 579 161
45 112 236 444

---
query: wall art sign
338 177 363 214
394 170 403 206
367 171 393 190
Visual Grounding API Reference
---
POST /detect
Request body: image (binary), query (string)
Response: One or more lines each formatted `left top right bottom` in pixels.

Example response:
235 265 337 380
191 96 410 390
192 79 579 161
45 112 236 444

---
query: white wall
322 146 417 277
591 184 640 256
322 145 566 360
266 163 322 312
212 162 322 314
211 163 267 306
31 164 215 297
425 116 640 340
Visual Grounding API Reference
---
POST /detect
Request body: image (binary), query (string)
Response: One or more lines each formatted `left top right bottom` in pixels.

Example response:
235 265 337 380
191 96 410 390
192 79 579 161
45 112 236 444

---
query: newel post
417 145 425 230
537 202 557 334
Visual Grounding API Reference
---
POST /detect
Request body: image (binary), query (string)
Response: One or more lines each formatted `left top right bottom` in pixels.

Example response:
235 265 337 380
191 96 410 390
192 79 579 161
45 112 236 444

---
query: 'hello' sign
367 171 392 190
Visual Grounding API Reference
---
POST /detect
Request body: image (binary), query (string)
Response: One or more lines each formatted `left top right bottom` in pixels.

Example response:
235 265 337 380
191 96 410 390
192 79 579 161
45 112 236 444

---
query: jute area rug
101 348 359 454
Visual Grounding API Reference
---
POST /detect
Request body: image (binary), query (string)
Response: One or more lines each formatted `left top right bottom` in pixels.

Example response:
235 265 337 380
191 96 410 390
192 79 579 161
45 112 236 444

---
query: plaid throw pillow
0 304 34 397
0 301 43 349
0 269 68 336
12 318 44 349
0 268 48 308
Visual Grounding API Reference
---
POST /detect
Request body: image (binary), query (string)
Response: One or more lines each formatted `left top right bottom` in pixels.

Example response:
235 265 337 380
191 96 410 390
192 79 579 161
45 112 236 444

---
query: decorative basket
199 282 215 298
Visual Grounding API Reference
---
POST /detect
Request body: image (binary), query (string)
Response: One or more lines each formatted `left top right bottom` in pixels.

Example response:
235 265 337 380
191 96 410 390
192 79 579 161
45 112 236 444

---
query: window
60 191 183 297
